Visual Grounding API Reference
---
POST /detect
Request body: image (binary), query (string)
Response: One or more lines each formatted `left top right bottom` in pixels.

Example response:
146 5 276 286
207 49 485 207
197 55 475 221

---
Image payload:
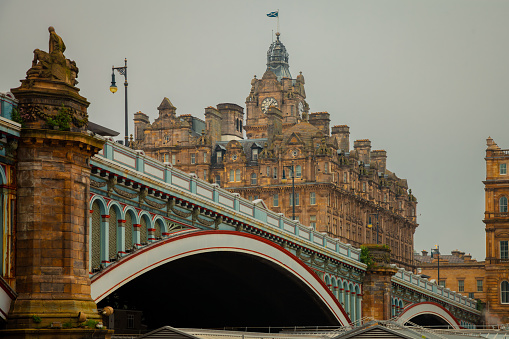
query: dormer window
250 142 263 162
214 144 226 163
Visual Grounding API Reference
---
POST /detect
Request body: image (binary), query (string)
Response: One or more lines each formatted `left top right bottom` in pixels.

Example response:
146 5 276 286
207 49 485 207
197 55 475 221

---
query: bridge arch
91 230 351 327
396 301 461 329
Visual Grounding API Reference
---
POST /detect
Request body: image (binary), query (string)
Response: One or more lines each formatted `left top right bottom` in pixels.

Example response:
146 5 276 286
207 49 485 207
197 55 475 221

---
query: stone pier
361 244 398 321
1 27 111 338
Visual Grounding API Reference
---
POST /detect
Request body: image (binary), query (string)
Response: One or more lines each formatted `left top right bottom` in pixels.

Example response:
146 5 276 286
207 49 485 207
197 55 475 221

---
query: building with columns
133 32 418 270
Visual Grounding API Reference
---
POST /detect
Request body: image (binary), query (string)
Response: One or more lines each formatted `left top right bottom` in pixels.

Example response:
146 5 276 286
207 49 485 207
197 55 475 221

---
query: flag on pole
267 11 278 17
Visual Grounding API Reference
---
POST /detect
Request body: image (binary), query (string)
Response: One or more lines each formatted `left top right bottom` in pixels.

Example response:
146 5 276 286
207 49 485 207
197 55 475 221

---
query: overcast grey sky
2 0 508 261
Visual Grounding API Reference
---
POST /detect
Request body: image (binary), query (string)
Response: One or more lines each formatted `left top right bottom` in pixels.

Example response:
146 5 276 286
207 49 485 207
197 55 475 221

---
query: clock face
298 101 304 114
232 154 237 161
261 97 278 114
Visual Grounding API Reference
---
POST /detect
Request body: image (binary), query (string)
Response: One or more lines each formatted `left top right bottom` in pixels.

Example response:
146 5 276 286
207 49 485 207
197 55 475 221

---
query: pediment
287 132 304 146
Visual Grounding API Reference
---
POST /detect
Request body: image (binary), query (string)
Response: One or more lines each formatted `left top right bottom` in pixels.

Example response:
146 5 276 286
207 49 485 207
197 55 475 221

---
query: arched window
500 197 508 213
251 173 257 185
502 281 509 304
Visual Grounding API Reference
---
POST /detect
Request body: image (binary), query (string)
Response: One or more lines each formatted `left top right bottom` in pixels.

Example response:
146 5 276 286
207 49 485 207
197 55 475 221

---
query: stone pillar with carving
2 27 111 338
361 244 398 321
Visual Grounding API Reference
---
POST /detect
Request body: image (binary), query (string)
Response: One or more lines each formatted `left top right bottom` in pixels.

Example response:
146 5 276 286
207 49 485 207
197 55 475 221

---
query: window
236 169 241 182
252 148 259 161
191 153 196 164
171 154 176 165
216 152 222 163
229 170 234 182
501 241 509 259
290 193 300 206
324 162 328 173
164 153 169 163
458 280 464 292
251 173 257 185
310 215 316 229
468 292 475 299
203 170 207 180
296 165 302 178
203 152 207 163
477 280 483 292
501 163 507 175
362 182 366 192
343 172 347 183
273 194 279 207
310 192 316 205
127 314 135 329
215 175 221 186
502 281 509 304
266 166 270 177
439 280 446 287
273 167 278 179
500 197 508 213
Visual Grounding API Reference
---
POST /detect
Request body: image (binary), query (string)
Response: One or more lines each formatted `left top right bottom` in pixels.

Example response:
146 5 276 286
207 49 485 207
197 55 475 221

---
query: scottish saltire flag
267 11 278 17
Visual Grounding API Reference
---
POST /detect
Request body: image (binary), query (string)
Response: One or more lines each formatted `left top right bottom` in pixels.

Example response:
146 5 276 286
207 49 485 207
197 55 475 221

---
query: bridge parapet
391 266 480 326
91 137 363 268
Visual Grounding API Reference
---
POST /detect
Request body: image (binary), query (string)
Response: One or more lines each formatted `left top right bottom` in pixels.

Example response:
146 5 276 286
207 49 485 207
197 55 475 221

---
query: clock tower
245 32 308 139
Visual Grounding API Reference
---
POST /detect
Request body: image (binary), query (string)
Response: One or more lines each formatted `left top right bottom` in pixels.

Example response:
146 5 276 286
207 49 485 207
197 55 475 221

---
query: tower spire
266 31 291 81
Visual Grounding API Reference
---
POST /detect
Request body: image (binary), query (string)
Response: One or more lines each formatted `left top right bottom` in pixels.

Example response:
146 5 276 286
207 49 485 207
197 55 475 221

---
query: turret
217 103 244 141
158 97 176 117
266 32 291 81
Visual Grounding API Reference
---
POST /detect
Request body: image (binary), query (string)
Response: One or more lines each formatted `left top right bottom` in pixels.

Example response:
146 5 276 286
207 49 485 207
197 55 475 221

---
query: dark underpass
98 251 340 331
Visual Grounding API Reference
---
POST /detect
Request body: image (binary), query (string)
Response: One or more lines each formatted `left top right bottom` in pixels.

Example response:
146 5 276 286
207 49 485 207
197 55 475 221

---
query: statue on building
25 26 79 87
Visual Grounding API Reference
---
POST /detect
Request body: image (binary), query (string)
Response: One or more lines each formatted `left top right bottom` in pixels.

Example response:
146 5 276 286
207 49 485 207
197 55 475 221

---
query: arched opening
98 251 341 331
93 231 350 331
397 302 460 329
124 209 136 252
91 201 103 270
139 213 151 245
405 314 451 328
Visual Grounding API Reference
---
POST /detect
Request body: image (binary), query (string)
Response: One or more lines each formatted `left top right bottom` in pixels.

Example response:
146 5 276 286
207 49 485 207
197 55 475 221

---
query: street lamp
281 160 296 220
110 58 129 146
432 244 440 284
367 213 379 244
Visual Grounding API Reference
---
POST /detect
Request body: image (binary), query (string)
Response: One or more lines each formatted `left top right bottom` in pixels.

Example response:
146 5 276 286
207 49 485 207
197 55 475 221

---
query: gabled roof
139 326 202 339
332 324 417 339
158 97 176 110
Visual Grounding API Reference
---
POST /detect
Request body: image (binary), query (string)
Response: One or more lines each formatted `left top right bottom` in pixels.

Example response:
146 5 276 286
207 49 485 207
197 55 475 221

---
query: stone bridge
79 137 480 329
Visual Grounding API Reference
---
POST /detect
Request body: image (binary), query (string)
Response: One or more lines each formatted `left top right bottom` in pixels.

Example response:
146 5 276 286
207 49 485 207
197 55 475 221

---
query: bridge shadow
98 251 340 331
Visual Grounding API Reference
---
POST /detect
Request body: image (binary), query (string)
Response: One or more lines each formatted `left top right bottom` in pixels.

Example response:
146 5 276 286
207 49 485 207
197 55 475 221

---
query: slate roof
214 138 268 164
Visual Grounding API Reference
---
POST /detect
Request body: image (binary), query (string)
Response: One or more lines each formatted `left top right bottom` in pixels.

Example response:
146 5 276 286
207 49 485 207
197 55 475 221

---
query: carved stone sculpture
11 26 89 131
25 26 78 86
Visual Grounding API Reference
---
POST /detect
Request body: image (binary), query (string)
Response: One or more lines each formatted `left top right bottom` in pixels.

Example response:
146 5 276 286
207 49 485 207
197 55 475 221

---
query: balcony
484 212 509 220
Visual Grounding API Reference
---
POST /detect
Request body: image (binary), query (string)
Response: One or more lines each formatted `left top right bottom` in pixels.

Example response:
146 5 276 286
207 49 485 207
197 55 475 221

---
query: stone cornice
20 129 104 155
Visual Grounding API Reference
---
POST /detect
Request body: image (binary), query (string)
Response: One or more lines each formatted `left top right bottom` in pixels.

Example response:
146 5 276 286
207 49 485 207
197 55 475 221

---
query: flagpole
277 9 280 33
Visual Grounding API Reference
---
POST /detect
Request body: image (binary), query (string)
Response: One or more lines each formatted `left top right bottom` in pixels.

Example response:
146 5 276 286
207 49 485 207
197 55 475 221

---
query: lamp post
282 160 296 220
432 244 440 284
110 58 129 146
367 213 379 244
